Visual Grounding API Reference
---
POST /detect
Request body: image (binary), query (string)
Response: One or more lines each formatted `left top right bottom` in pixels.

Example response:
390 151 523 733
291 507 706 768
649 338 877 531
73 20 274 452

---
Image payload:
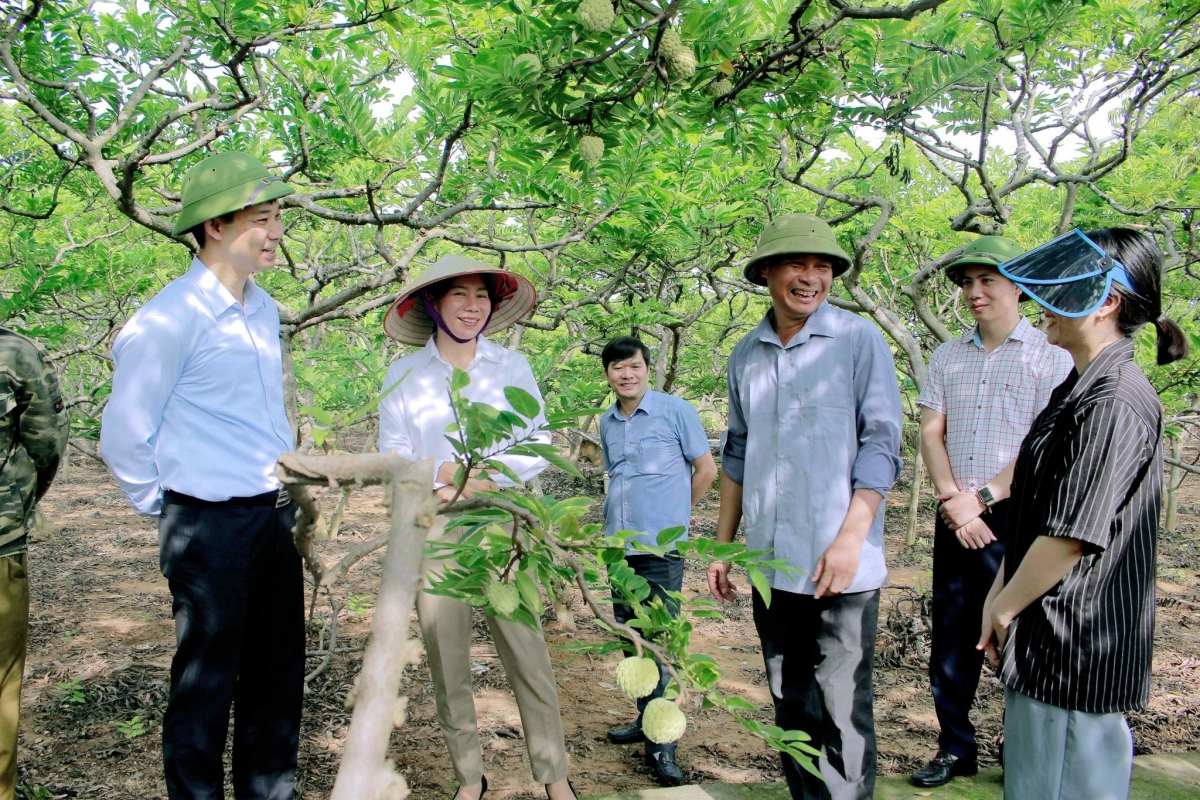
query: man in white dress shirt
100 152 301 800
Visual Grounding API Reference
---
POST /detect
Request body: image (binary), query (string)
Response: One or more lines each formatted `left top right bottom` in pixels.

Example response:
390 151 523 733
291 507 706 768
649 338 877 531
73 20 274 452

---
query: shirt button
969 456 973 461
977 405 982 409
982 380 987 384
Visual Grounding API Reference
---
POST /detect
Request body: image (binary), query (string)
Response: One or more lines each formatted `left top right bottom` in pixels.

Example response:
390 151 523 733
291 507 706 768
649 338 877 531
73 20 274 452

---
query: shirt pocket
1000 377 1040 424
636 432 681 476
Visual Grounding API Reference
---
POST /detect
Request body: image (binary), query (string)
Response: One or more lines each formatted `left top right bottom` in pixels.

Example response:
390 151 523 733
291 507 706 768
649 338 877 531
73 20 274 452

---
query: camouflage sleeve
14 339 69 500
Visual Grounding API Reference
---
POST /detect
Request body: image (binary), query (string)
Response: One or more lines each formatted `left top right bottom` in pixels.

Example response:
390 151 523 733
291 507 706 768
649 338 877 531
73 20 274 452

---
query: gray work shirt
722 302 904 594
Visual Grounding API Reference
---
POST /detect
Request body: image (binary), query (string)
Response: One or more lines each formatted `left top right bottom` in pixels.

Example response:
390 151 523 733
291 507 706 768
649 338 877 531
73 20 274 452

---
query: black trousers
609 553 684 757
930 501 1007 760
159 491 305 800
753 588 879 800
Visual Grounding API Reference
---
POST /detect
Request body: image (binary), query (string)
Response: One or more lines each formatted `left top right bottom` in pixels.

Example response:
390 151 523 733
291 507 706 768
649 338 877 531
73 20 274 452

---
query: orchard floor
585 751 1200 799
15 452 1200 799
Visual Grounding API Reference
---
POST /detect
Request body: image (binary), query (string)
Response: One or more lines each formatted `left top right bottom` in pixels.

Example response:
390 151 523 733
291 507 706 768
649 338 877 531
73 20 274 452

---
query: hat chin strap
421 292 495 344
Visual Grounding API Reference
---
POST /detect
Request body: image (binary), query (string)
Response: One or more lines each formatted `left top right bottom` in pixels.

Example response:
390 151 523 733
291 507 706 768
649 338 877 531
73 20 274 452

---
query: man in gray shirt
707 214 903 800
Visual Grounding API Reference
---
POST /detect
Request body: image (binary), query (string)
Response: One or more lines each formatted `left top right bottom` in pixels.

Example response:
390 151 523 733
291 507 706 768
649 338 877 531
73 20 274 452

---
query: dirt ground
14 450 1200 799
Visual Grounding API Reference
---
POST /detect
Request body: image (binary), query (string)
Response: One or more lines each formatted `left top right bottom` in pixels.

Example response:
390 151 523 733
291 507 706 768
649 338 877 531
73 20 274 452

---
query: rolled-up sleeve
851 327 904 495
100 313 186 516
721 351 747 486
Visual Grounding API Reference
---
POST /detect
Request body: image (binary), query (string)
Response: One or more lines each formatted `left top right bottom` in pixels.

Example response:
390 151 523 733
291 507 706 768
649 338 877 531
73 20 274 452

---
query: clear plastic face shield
997 229 1136 317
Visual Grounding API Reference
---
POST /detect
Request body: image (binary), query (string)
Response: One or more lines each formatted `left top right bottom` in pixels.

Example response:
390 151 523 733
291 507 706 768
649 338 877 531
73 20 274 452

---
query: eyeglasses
997 229 1136 318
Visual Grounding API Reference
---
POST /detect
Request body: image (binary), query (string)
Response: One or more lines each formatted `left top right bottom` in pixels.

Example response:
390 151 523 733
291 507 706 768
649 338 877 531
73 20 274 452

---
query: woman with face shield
978 228 1189 799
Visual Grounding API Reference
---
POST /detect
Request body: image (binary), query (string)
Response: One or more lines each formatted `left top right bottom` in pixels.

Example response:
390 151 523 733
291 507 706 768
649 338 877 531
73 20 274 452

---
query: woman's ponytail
1152 315 1190 366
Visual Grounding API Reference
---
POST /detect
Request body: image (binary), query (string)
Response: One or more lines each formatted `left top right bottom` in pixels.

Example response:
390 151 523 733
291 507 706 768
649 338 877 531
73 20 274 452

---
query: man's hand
937 490 986 529
812 533 862 599
955 517 997 550
707 561 738 603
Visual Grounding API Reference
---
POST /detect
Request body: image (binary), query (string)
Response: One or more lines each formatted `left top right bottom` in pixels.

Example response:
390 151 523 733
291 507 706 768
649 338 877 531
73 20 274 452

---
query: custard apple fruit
659 28 685 59
513 53 543 78
577 0 616 33
579 135 605 163
615 656 660 700
642 697 687 744
710 78 734 97
665 47 696 80
486 581 520 616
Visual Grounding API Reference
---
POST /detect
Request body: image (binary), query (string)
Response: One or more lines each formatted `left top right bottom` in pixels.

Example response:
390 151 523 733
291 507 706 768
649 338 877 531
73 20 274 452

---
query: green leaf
450 368 471 392
504 385 541 419
514 570 544 616
656 526 686 546
747 567 771 608
482 458 522 485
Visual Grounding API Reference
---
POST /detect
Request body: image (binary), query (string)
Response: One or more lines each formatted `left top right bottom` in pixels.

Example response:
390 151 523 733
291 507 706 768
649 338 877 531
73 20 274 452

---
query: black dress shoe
647 750 684 787
607 721 645 744
911 751 977 787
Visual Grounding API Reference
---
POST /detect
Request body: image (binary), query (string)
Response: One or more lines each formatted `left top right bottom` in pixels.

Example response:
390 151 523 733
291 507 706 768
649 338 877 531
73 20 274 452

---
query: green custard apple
579 135 605 163
615 656 660 699
577 0 616 33
486 580 520 616
642 697 687 744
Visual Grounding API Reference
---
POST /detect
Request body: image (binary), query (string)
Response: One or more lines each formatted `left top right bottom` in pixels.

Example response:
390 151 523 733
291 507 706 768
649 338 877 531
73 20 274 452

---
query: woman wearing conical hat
378 255 577 800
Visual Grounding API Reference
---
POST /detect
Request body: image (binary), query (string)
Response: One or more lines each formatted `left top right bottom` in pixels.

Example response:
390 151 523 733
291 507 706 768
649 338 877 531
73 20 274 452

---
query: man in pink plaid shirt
911 236 1073 788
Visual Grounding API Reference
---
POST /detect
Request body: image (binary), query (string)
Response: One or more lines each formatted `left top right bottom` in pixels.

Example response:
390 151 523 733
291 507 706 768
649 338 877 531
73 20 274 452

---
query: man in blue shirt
708 215 903 800
600 337 717 787
101 153 301 800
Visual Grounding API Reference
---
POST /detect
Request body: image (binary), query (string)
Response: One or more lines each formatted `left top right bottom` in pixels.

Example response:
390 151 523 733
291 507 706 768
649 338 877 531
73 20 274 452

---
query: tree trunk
329 463 438 800
276 453 437 800
906 446 925 547
280 327 300 444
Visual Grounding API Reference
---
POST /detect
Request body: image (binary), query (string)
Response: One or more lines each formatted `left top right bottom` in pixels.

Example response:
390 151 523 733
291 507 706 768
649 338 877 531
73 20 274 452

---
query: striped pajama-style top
999 338 1162 713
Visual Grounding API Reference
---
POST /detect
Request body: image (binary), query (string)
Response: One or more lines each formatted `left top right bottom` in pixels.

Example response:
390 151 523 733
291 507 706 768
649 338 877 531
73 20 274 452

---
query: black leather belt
163 488 291 509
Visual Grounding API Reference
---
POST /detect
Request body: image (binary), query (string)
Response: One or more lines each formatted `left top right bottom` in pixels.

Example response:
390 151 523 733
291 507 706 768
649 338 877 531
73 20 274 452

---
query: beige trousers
417 516 568 787
0 554 28 800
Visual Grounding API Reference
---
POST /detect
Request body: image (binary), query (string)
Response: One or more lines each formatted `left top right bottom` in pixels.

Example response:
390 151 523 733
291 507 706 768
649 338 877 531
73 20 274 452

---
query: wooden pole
1165 434 1183 534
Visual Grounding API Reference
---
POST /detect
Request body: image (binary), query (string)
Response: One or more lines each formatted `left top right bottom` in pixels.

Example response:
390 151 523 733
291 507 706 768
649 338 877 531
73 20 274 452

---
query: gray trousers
1004 688 1133 800
752 588 879 800
419 516 569 788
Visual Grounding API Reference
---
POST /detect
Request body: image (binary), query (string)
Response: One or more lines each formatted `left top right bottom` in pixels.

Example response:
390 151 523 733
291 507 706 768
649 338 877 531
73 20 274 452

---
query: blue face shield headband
997 229 1136 318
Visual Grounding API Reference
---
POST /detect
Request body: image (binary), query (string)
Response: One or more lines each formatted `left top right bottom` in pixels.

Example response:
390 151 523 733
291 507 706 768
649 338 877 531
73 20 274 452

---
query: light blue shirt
101 258 294 515
600 390 710 551
722 302 904 594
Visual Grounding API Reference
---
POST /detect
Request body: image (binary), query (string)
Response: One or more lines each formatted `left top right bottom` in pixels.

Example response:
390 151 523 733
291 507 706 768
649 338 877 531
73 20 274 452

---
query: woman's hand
977 602 1001 668
435 477 499 503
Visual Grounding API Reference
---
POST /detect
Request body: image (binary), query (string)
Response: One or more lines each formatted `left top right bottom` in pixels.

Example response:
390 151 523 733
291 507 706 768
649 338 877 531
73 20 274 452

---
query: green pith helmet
944 235 1025 284
743 213 852 284
172 152 295 236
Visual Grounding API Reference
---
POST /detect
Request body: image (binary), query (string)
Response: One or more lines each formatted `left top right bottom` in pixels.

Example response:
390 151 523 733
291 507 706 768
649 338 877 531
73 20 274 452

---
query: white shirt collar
190 257 264 316
419 335 504 370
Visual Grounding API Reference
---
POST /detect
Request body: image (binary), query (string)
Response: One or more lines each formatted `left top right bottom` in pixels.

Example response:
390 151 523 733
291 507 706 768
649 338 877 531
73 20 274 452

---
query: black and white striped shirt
999 338 1162 713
